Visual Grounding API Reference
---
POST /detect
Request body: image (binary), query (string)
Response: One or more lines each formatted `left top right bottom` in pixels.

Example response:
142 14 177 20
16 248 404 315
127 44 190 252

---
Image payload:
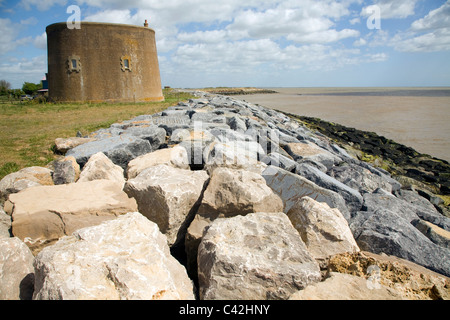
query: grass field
0 89 195 180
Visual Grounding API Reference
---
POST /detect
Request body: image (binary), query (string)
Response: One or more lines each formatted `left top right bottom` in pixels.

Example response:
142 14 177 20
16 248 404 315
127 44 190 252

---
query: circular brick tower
46 21 164 102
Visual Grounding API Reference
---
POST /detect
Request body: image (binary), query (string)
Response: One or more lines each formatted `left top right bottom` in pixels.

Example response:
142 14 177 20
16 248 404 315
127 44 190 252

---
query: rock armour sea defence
0 91 449 300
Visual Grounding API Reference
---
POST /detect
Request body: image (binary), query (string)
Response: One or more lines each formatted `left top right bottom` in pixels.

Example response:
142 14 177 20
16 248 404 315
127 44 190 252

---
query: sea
233 87 450 162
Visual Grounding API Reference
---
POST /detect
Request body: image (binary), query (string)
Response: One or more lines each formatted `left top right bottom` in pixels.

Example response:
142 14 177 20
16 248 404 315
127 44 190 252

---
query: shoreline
232 87 450 162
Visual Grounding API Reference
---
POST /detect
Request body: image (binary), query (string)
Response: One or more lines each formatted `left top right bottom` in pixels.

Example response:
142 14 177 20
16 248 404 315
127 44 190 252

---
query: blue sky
1 0 449 89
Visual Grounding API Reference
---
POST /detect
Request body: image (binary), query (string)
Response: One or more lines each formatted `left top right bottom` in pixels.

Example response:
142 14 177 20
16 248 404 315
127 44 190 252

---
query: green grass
0 89 195 180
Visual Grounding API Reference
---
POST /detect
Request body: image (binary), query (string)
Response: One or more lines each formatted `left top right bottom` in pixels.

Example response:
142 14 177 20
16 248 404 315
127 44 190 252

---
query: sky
0 0 449 89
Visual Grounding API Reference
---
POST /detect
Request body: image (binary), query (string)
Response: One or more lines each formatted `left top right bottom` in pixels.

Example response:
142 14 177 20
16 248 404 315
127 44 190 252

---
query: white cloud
349 17 361 25
361 0 418 19
19 0 67 11
287 29 360 44
392 1 450 52
0 18 31 55
20 17 38 25
353 38 367 46
225 1 358 43
411 1 450 31
33 32 47 50
0 55 47 88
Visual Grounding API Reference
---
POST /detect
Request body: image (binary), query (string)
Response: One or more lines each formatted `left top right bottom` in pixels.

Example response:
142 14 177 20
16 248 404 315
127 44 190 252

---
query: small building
37 74 48 96
46 21 164 103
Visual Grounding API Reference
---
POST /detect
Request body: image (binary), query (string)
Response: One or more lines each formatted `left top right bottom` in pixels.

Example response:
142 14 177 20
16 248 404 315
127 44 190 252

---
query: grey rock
161 109 189 117
297 158 328 173
353 208 450 277
355 160 402 192
51 156 80 185
412 219 450 249
362 188 449 230
295 163 363 215
395 189 439 214
191 112 226 124
209 127 255 143
123 126 166 150
227 115 247 132
285 141 341 170
262 166 350 220
66 134 152 169
261 152 297 172
198 212 321 300
55 137 96 153
328 163 394 194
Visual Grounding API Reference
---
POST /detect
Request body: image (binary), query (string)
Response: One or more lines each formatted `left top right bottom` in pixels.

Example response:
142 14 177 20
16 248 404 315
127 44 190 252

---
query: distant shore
198 87 278 95
232 87 450 162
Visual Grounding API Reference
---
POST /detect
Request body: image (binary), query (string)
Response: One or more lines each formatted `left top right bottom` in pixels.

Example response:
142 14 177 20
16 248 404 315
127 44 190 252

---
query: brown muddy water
233 87 450 162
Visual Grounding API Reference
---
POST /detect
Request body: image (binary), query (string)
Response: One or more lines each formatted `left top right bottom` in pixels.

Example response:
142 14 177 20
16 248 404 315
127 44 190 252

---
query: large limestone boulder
124 164 209 246
186 167 283 275
287 197 359 263
198 212 321 300
5 180 137 253
0 237 35 300
77 152 125 184
126 146 190 179
0 166 53 201
289 272 402 300
0 206 11 238
328 251 450 300
262 165 350 219
33 212 195 300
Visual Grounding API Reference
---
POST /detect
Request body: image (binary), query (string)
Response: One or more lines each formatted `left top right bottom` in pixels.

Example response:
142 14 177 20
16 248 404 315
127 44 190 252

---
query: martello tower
46 21 164 103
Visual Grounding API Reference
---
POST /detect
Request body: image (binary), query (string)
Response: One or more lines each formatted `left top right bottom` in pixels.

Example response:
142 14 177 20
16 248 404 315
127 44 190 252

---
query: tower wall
46 22 164 102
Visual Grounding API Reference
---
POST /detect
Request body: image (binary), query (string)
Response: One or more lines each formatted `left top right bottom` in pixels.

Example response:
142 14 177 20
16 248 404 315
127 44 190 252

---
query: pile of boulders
0 92 449 300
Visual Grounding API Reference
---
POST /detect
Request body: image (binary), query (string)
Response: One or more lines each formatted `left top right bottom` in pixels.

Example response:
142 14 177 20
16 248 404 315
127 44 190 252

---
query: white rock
287 197 359 262
0 166 53 201
186 167 283 274
5 180 137 253
33 212 195 300
78 152 125 184
205 140 265 170
0 237 35 300
124 165 209 246
126 146 190 179
198 212 321 300
0 206 11 238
